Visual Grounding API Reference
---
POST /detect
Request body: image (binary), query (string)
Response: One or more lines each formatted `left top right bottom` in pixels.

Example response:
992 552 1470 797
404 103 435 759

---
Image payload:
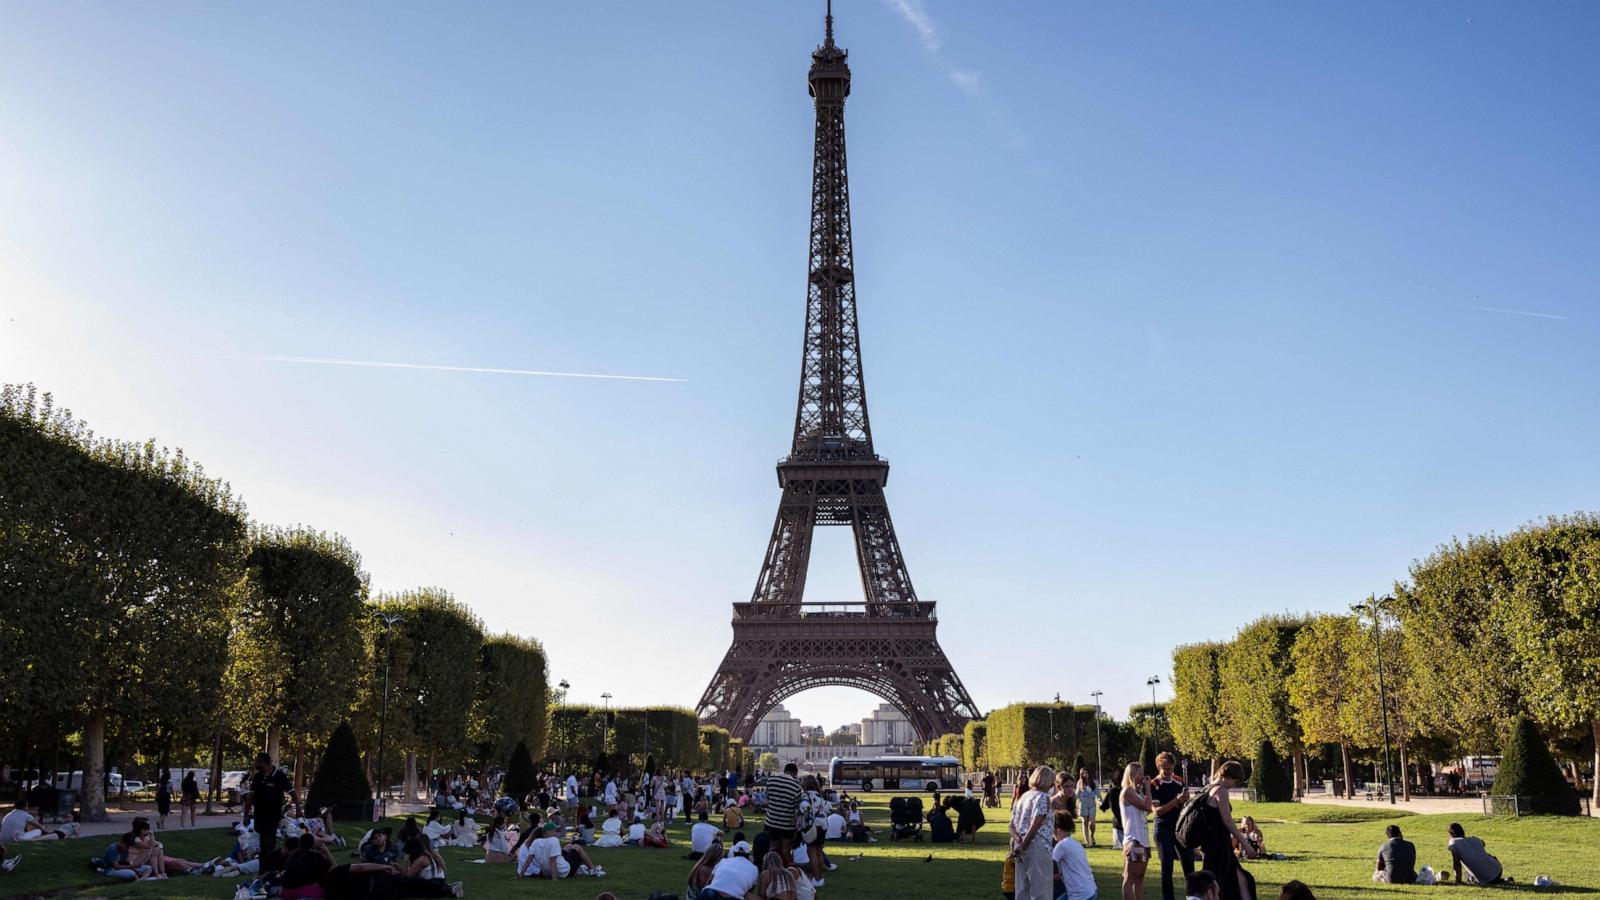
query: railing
732 601 936 620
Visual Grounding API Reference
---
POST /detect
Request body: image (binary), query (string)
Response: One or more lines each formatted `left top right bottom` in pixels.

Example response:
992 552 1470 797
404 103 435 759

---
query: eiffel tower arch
697 4 980 744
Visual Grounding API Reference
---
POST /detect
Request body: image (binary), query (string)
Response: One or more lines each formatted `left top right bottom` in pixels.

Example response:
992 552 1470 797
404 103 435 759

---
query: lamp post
601 692 613 762
557 680 571 772
1146 675 1163 748
1090 690 1104 787
374 612 403 820
1368 595 1398 805
1049 692 1060 764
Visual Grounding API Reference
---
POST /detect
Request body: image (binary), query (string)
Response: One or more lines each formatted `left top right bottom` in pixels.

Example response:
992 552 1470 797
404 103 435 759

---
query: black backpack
1174 791 1214 850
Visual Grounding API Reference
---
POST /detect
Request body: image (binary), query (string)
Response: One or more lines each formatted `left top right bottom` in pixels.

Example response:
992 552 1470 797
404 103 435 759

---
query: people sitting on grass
97 832 154 881
1447 823 1504 885
595 807 626 847
517 821 605 879
723 800 745 829
687 842 726 897
689 809 723 859
626 816 646 846
482 814 515 863
362 824 403 865
760 850 799 900
1236 816 1265 858
0 803 74 842
206 821 262 878
699 839 759 899
1373 824 1416 884
128 815 209 876
928 802 956 843
1052 811 1095 900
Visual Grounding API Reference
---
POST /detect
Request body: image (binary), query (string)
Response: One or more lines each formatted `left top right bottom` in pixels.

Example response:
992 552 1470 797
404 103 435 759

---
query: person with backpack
1175 761 1257 900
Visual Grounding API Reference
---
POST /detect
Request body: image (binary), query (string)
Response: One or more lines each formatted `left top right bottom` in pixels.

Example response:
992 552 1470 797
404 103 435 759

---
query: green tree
1344 598 1419 800
1497 514 1600 810
1288 613 1362 796
225 526 366 776
1248 739 1292 802
374 589 485 796
1392 534 1521 755
1139 733 1157 779
1221 615 1311 796
305 721 371 817
1169 642 1230 768
757 752 780 773
963 720 988 772
472 635 548 764
1492 716 1580 815
1 385 247 820
828 728 859 746
986 702 1075 771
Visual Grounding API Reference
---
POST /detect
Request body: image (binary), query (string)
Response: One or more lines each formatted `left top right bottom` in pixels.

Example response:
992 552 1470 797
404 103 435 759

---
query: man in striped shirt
763 763 805 864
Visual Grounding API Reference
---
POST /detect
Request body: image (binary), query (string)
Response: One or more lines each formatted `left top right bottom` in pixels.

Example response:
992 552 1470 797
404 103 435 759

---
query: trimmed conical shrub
305 722 371 816
504 740 538 801
1491 716 1579 815
1140 735 1158 780
1248 739 1292 802
1072 754 1088 780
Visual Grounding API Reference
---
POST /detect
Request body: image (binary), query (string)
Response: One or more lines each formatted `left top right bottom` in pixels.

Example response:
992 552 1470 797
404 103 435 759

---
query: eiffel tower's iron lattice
697 5 980 744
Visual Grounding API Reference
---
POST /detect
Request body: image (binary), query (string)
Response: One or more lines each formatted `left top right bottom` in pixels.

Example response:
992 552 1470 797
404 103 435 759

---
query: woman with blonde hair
1120 763 1156 900
1008 765 1056 900
759 850 798 899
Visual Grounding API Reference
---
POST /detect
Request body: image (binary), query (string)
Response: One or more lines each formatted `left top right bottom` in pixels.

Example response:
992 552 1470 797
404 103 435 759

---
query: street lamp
1365 595 1398 805
557 680 571 771
1146 676 1163 748
374 612 404 820
600 692 613 759
1090 690 1104 787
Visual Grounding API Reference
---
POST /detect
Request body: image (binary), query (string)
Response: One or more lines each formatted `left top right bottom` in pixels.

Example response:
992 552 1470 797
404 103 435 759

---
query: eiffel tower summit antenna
696 4 980 743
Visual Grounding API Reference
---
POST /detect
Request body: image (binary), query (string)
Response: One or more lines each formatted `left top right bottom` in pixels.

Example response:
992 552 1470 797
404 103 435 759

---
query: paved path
47 799 436 839
1298 792 1487 815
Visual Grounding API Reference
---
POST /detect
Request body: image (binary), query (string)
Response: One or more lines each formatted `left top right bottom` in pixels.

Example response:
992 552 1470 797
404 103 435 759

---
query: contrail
1444 303 1567 321
216 354 687 383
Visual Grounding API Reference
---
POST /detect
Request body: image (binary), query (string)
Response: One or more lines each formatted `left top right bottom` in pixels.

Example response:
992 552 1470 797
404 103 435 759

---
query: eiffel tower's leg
850 490 917 615
749 485 817 609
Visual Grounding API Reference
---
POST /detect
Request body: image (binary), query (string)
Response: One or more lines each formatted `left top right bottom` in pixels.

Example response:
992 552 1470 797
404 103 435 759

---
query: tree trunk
206 727 223 815
1291 742 1307 798
82 713 109 822
1591 720 1599 813
404 752 417 802
266 726 281 764
1340 742 1353 798
1211 757 1222 781
293 748 305 792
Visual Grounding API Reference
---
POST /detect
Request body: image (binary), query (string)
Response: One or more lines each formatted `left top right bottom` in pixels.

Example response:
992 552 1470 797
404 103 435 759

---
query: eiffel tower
696 3 980 743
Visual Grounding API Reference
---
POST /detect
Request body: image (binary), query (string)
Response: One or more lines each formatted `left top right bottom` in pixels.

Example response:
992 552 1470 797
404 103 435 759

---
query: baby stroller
889 796 924 842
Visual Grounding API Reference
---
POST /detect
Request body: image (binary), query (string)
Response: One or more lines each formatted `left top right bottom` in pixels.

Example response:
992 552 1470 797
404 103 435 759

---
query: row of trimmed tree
0 384 548 819
1168 514 1600 809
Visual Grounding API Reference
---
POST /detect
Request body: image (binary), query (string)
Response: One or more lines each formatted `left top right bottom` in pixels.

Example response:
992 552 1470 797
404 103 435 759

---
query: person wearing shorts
1120 763 1156 900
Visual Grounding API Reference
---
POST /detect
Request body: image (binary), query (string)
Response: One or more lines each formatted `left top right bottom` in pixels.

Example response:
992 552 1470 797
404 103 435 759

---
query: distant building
752 704 803 747
860 702 918 747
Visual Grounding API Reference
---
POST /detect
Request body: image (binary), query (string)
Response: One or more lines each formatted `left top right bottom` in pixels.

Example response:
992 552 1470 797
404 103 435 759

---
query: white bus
828 755 960 792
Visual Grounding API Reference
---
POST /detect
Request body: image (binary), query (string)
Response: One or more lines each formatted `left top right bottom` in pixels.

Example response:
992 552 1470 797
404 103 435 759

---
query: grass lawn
2 797 1596 900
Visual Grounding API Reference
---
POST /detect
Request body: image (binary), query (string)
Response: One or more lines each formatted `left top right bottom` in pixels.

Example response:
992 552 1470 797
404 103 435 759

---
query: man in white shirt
1051 811 1096 900
702 841 759 899
825 810 846 840
603 779 618 806
689 810 721 859
626 820 646 846
565 774 579 808
0 807 67 843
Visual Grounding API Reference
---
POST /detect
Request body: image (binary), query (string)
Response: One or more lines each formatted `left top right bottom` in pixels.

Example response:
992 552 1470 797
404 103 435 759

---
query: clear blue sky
3 1 1597 732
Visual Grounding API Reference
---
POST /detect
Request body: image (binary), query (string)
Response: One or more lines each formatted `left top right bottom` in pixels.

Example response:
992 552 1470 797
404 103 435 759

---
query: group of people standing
1008 756 1262 900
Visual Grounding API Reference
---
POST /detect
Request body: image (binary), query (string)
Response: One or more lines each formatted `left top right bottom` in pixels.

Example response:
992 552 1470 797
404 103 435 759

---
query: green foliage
504 740 538 800
1249 739 1292 802
1220 615 1309 759
0 384 248 816
985 702 1075 770
1391 533 1521 753
1128 703 1169 746
1169 642 1229 759
757 751 780 772
305 722 371 816
550 705 606 766
379 588 486 764
1498 516 1600 742
1492 716 1579 815
699 725 731 772
1287 615 1361 750
1139 734 1157 778
226 526 367 757
473 635 548 764
962 720 988 771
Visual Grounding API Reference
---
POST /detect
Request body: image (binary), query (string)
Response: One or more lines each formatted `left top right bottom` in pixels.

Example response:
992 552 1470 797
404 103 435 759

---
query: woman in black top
1199 762 1258 900
154 772 172 829
179 771 200 828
